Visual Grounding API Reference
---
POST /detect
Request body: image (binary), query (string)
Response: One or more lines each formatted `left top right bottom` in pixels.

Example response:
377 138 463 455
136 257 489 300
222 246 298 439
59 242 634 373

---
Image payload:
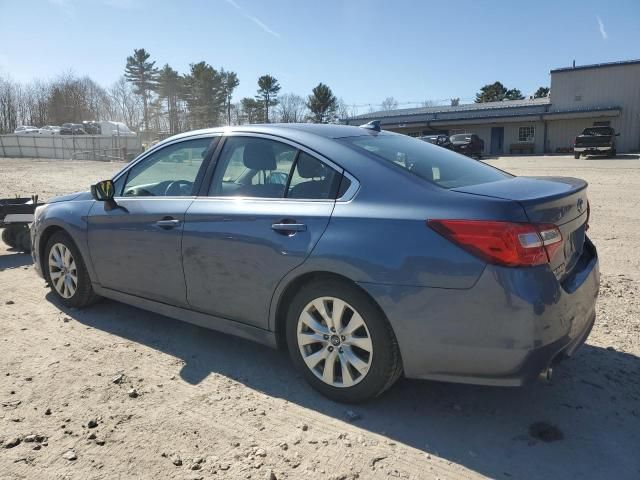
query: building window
406 132 421 137
518 126 535 142
593 121 610 127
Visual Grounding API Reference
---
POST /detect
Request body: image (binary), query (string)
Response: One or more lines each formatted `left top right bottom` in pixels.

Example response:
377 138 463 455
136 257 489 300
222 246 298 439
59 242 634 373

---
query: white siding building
346 59 640 154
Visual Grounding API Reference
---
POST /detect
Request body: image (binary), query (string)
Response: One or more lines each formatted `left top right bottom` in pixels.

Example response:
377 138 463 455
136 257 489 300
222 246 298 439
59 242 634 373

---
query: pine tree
157 64 182 134
307 83 337 123
221 69 240 125
255 75 281 123
124 48 159 133
182 62 224 129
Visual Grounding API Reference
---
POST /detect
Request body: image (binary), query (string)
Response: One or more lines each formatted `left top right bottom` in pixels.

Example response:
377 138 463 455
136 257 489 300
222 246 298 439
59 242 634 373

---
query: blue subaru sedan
31 124 599 402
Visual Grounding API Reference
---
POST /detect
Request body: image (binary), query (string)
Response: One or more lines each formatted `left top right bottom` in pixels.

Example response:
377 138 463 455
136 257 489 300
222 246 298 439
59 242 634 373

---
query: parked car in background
450 133 484 159
32 124 599 403
82 121 102 135
419 134 452 149
573 126 619 158
39 125 61 135
14 126 39 134
60 123 87 135
99 120 136 136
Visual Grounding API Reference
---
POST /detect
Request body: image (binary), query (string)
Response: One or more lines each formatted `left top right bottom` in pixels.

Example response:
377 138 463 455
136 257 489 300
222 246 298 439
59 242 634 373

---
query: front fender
32 199 97 282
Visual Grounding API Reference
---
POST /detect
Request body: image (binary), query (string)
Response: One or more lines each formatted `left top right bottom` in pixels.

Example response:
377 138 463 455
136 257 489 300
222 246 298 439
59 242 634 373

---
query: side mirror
91 179 115 201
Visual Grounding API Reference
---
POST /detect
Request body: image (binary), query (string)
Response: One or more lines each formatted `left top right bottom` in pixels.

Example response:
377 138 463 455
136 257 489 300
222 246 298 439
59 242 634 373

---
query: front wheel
44 231 99 308
574 153 580 159
286 279 402 403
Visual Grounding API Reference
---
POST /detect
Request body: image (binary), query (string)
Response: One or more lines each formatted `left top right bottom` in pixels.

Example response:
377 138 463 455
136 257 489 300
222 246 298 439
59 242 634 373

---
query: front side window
121 137 213 197
342 134 510 189
208 136 341 200
518 126 535 142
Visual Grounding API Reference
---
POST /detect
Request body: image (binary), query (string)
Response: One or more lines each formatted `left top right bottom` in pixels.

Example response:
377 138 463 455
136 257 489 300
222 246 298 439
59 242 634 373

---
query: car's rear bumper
574 146 612 152
358 238 599 386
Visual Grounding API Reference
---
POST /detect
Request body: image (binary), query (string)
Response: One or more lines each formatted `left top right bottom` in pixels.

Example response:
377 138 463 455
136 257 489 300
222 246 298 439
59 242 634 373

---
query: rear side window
342 135 511 189
207 136 342 200
287 152 341 200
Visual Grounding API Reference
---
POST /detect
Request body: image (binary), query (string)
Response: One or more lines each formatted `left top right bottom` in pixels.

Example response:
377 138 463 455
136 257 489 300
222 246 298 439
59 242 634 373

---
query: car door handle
272 222 307 234
155 218 181 229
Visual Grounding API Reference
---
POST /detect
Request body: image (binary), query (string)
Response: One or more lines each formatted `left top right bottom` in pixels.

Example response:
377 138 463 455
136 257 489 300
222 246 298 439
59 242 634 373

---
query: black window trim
196 132 359 203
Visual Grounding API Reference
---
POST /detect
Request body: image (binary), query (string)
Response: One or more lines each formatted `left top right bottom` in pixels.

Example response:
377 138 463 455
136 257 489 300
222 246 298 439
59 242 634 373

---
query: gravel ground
0 155 639 480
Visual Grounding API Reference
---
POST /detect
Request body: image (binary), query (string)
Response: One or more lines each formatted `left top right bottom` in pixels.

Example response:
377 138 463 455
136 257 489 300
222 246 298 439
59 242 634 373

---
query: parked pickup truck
574 126 619 158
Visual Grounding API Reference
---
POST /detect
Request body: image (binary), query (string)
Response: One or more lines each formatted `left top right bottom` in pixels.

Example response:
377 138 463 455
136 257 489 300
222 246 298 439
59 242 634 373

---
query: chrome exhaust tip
538 367 553 383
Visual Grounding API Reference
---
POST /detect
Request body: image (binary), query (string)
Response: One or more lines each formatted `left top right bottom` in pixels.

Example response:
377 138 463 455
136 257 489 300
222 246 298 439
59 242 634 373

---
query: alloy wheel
296 296 373 388
48 242 78 299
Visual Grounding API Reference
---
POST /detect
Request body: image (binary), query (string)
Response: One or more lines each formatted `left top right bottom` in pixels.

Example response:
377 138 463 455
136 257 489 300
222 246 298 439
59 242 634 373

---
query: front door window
120 137 214 197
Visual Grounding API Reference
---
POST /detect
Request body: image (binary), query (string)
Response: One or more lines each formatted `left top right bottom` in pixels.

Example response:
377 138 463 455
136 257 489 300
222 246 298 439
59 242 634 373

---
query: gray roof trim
364 105 622 127
551 59 640 73
347 98 550 121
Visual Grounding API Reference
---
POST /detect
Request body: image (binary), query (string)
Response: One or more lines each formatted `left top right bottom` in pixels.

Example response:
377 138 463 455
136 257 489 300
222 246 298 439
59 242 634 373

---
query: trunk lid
452 176 589 281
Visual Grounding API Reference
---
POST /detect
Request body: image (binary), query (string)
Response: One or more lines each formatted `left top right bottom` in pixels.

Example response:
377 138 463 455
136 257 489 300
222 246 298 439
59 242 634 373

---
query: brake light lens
427 219 563 267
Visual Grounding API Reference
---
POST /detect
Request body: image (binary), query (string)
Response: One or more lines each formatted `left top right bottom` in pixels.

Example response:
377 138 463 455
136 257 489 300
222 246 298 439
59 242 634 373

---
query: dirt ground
0 155 639 480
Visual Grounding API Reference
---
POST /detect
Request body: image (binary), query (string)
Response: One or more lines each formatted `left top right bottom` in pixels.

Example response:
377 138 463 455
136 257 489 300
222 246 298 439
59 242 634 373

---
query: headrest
297 154 325 178
243 141 277 170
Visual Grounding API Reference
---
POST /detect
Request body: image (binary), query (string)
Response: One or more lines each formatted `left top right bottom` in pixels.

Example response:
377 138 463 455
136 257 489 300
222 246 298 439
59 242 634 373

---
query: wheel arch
38 225 66 275
271 270 392 351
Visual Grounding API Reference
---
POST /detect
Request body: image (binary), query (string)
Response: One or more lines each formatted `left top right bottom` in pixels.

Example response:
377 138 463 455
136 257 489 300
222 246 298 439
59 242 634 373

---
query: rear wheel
44 231 99 308
574 153 580 159
286 279 402 403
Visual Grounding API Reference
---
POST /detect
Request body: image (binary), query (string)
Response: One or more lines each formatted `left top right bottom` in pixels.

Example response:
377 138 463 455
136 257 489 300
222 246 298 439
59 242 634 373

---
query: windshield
450 134 472 142
342 134 510 189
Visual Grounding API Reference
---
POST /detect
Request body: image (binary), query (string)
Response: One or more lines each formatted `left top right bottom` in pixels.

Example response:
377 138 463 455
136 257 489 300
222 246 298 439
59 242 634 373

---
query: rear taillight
427 219 563 267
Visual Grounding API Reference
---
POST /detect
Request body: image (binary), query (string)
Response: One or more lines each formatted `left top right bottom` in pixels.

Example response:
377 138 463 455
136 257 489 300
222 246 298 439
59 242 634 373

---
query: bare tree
277 93 307 123
0 76 18 133
46 72 95 125
334 98 350 123
450 97 460 106
381 96 399 111
109 76 143 131
421 99 439 108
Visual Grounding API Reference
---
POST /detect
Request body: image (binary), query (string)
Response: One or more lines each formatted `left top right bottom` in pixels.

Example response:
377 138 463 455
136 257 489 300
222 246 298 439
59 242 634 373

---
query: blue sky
1 0 639 110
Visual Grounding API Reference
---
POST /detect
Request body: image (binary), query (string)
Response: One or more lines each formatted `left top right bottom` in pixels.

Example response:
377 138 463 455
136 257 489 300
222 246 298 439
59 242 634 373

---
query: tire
2 227 17 249
15 227 31 253
574 153 580 159
44 230 99 308
286 279 402 403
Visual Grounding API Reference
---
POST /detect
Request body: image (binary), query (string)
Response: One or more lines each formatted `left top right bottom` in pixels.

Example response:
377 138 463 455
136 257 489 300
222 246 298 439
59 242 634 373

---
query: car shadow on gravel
0 251 32 271
581 154 640 161
56 296 640 480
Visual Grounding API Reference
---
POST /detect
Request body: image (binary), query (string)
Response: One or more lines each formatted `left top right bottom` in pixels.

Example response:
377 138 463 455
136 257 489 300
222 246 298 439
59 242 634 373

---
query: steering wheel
164 180 193 196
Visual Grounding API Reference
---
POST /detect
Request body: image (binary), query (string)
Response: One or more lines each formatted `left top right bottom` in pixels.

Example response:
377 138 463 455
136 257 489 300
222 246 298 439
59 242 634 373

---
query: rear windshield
582 127 613 136
342 134 511 189
450 134 472 141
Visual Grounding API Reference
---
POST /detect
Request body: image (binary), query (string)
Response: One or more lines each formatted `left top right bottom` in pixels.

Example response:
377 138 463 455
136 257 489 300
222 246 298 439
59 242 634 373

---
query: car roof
163 123 394 143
